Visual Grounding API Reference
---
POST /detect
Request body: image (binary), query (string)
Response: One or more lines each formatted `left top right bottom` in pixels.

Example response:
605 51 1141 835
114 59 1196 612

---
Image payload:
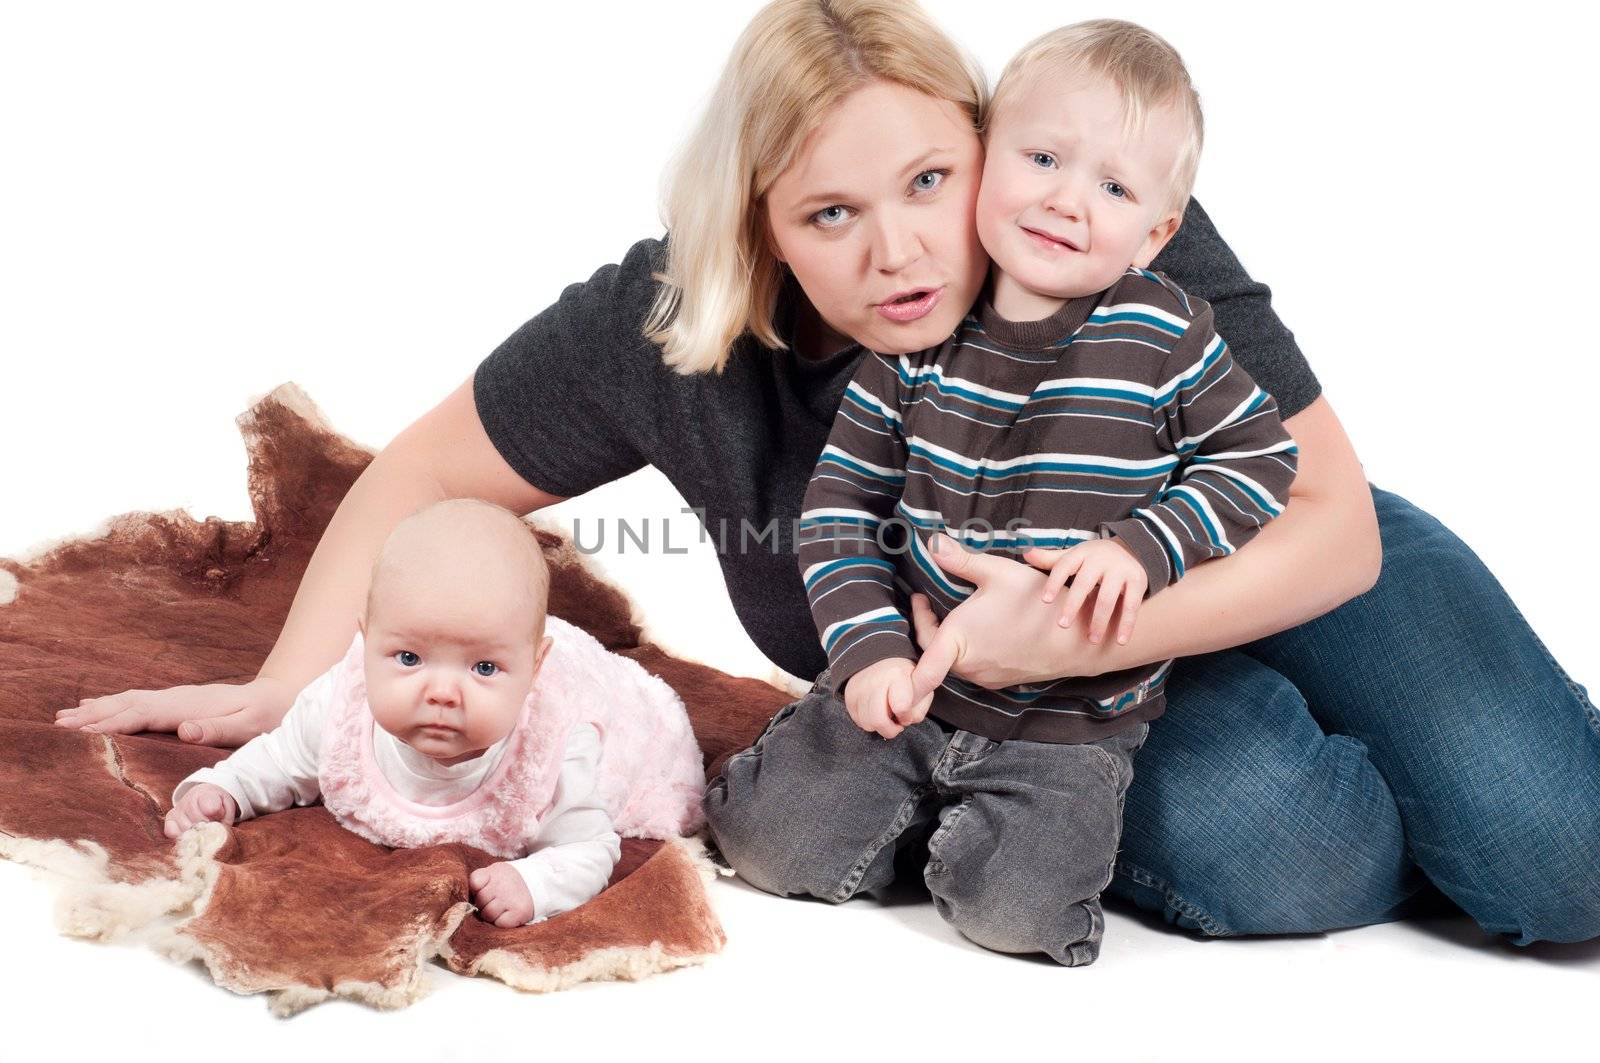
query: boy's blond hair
990 19 1203 216
645 0 986 376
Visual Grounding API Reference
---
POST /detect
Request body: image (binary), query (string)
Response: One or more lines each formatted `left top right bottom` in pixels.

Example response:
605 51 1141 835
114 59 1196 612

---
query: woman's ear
762 206 788 265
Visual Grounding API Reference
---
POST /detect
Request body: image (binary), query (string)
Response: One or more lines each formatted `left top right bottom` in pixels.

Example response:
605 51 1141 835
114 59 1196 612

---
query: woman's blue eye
911 169 945 192
1029 152 1057 169
395 650 420 667
812 205 849 228
473 661 499 678
1103 180 1128 200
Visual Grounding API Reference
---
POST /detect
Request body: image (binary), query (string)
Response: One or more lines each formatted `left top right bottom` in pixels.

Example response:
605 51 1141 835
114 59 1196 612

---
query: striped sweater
797 268 1300 744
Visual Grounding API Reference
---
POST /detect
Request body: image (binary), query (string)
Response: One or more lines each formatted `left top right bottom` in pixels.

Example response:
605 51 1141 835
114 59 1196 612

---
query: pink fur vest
317 616 706 857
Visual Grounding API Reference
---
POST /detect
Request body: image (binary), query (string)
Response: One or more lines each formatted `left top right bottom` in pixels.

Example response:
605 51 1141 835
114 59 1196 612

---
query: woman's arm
908 395 1378 694
58 377 563 745
1062 394 1378 672
60 239 665 744
258 377 561 692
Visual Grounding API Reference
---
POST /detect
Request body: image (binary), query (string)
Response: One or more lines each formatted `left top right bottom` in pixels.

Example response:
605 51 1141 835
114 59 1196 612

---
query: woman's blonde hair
644 0 985 375
990 19 1204 216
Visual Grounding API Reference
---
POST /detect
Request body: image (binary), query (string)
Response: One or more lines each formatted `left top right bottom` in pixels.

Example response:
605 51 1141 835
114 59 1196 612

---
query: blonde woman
60 0 1599 947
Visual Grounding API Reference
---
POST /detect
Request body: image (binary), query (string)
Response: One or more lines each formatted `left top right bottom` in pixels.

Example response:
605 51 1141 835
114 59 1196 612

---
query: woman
57 0 1599 945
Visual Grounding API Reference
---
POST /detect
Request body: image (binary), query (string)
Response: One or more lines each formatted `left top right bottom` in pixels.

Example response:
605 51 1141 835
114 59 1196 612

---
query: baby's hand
470 862 535 928
1039 539 1149 645
163 783 239 839
841 657 926 740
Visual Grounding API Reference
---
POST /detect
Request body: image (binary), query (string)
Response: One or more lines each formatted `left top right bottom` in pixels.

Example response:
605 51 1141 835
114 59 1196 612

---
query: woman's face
764 80 988 357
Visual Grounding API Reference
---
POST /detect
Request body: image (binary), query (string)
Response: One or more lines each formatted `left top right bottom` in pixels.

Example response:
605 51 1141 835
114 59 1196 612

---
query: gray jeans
703 674 1148 966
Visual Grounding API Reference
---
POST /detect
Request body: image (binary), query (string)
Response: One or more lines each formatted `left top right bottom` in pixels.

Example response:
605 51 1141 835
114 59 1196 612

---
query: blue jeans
1111 485 1600 944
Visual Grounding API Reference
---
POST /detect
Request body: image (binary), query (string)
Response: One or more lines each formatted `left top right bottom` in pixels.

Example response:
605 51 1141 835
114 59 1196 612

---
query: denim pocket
1088 722 1148 793
750 699 802 753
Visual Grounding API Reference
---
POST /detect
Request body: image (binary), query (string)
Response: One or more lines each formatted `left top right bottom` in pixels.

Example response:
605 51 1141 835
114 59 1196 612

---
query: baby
166 498 621 928
784 21 1300 963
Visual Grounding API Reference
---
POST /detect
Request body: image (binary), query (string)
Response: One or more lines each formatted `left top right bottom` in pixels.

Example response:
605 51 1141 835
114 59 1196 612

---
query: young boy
711 20 1298 966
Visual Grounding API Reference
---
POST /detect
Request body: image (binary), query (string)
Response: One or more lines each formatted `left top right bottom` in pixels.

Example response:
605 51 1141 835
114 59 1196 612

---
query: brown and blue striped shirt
798 268 1299 743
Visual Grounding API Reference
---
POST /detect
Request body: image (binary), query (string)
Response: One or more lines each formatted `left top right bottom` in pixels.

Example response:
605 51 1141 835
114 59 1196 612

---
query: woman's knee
1234 489 1600 943
1115 658 1421 936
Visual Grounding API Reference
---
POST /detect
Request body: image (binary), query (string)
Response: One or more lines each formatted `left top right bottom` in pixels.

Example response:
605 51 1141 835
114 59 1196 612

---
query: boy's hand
841 657 926 740
470 862 535 928
163 783 239 839
1033 539 1148 646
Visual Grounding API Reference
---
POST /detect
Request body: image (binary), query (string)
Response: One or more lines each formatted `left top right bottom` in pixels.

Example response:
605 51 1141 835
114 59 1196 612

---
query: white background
1 1 1596 1059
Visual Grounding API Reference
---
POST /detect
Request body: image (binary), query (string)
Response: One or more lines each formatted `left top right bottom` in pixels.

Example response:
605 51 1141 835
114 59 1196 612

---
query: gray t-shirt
473 198 1320 681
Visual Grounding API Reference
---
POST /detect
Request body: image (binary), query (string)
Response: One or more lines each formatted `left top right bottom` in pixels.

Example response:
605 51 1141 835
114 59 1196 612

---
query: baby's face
360 576 546 766
977 73 1185 318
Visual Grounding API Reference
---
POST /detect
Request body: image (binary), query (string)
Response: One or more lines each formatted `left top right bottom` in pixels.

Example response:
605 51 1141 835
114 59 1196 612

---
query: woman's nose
869 212 922 274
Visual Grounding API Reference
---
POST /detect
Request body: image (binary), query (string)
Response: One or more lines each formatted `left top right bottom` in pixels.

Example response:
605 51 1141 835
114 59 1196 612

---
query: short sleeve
472 237 670 498
1151 199 1322 419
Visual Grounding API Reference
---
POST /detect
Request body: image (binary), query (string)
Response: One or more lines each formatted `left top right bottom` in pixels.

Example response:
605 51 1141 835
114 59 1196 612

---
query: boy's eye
1028 152 1057 170
910 169 946 193
473 661 499 678
395 650 420 667
1102 180 1128 200
811 205 851 229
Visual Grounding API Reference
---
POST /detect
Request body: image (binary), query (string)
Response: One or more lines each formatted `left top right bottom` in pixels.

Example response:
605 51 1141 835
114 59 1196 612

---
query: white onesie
173 664 621 924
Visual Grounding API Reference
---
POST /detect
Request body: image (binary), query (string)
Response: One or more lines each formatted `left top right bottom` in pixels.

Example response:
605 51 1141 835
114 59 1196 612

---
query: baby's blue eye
473 661 499 678
1029 152 1057 169
395 650 420 667
1103 180 1128 200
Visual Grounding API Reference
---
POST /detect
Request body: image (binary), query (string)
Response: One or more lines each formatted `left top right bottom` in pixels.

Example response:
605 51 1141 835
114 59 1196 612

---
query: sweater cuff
824 632 919 694
1097 519 1174 595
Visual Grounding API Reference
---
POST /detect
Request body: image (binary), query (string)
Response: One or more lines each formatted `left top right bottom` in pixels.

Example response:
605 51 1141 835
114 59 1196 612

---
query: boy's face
977 73 1185 319
359 575 550 766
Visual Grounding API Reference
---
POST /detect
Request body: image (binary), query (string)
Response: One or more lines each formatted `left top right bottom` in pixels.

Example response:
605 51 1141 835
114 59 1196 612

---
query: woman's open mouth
875 286 943 323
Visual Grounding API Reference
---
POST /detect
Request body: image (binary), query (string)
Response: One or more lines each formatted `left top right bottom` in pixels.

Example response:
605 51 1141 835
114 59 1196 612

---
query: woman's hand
907 533 1105 702
54 676 296 747
53 378 561 750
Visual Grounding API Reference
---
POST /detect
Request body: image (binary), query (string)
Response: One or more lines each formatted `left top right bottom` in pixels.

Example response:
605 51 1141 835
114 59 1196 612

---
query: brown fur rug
0 384 788 1015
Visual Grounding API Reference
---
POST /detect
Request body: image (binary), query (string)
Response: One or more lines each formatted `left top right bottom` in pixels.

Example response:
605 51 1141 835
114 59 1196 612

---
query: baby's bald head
365 499 550 641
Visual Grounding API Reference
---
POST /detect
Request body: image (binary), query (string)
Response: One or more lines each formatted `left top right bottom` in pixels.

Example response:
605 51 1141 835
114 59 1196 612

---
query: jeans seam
1114 859 1232 937
828 784 933 903
922 796 975 878
1087 742 1123 792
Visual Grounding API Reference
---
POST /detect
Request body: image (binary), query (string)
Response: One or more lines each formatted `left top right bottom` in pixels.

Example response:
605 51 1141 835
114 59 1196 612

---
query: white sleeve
508 723 622 923
169 665 337 820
